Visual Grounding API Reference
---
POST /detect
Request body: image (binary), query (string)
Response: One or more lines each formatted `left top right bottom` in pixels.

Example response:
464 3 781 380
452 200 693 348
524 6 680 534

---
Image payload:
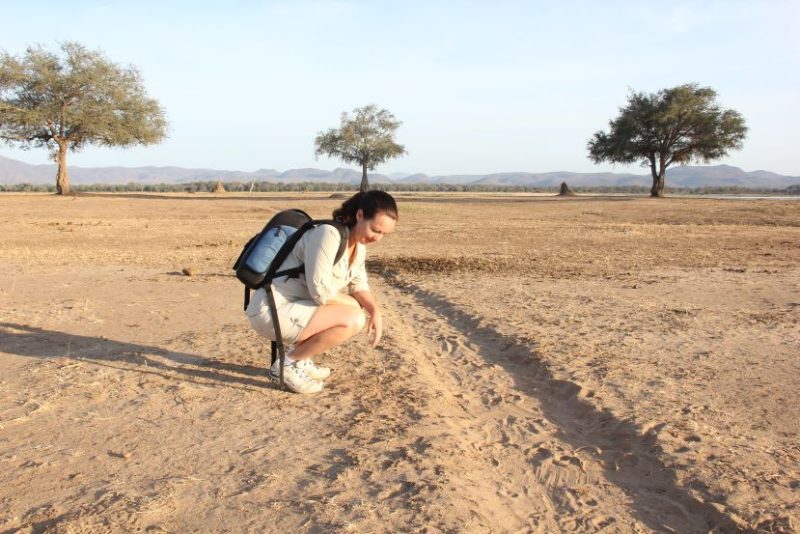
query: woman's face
353 209 396 245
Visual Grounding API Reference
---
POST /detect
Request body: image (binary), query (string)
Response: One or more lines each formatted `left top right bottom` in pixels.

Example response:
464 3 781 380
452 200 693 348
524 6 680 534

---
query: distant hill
470 171 646 187
0 155 797 189
0 156 393 186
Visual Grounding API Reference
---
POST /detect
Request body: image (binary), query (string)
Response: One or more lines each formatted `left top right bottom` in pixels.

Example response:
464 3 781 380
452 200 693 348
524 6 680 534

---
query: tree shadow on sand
385 279 750 534
0 322 279 392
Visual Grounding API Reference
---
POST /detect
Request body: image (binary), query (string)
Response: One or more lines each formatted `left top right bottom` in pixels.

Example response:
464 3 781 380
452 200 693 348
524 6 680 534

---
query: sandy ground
0 192 798 533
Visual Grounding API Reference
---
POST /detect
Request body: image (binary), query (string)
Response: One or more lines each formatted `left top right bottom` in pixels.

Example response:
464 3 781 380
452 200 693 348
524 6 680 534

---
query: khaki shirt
272 224 368 305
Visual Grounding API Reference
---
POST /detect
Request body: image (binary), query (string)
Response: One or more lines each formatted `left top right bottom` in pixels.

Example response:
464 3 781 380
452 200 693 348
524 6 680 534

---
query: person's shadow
0 322 278 391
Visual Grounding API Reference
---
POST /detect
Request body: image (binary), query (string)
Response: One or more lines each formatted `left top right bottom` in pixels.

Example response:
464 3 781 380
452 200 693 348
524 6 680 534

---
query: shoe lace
297 359 322 372
289 362 313 381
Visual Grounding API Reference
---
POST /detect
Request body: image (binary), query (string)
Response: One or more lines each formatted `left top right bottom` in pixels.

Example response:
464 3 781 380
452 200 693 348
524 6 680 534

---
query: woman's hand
351 290 383 348
367 311 383 348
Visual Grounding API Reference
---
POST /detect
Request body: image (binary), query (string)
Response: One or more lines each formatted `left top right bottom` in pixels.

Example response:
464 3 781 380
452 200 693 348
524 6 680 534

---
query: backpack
233 208 347 388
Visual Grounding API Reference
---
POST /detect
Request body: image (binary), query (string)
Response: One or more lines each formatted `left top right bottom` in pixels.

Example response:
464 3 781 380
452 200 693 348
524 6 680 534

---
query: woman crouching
245 190 398 393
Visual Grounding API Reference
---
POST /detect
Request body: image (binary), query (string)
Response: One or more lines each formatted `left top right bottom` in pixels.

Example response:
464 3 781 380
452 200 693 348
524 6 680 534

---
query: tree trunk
359 162 369 192
649 156 665 198
56 142 70 195
650 173 665 197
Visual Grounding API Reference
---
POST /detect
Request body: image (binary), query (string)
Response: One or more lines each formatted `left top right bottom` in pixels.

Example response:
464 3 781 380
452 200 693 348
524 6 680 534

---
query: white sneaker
269 360 323 394
296 359 331 381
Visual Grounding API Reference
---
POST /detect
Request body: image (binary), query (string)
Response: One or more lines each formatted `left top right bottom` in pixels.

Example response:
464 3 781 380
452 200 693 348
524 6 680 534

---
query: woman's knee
347 308 367 333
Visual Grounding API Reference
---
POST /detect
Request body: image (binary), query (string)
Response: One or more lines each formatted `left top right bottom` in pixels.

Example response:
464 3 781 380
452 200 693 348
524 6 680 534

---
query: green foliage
315 104 406 192
587 84 747 197
0 42 167 194
0 182 54 192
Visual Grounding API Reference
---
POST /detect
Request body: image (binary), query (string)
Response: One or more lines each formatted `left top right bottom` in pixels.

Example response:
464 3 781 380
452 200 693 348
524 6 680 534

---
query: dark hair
332 190 398 228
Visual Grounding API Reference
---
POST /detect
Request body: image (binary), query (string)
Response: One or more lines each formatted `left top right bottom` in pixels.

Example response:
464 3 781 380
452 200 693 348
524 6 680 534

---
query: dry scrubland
0 192 798 533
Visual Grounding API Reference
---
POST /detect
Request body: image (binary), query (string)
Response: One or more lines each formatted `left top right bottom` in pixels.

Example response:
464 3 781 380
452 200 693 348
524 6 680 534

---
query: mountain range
1 155 798 189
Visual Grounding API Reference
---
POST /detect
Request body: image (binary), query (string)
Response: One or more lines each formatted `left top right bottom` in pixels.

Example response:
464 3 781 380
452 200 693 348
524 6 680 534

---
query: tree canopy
0 42 167 194
315 104 406 192
587 84 747 197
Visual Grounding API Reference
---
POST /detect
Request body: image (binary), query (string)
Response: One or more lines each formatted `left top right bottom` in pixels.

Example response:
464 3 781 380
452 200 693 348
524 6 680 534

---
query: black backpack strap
243 286 250 311
332 221 348 265
272 266 305 279
265 284 288 388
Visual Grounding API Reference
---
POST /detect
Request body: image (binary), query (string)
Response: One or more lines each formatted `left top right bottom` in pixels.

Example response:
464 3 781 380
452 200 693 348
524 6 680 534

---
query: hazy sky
2 1 799 176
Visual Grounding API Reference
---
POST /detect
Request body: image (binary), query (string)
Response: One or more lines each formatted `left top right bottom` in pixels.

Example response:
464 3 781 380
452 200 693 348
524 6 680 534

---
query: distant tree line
3 181 799 195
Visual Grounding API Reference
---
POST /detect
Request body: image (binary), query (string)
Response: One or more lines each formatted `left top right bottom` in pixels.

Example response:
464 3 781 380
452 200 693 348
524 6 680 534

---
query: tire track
357 279 645 533
373 276 750 533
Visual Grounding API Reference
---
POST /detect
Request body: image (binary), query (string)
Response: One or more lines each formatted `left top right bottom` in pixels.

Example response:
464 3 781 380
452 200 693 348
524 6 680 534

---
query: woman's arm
351 290 382 348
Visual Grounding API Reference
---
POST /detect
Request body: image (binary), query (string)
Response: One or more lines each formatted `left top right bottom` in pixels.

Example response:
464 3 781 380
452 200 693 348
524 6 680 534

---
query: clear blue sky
2 0 799 176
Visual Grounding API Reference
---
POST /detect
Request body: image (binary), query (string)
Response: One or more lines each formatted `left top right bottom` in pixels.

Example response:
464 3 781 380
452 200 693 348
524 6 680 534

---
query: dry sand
0 192 798 533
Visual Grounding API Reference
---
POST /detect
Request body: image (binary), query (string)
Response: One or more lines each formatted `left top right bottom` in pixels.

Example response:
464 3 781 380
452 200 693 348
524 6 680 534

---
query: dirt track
1 193 798 532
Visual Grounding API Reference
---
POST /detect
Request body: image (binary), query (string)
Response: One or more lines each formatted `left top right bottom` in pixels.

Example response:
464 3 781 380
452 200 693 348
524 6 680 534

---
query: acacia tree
0 42 167 195
315 104 406 192
587 84 747 197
